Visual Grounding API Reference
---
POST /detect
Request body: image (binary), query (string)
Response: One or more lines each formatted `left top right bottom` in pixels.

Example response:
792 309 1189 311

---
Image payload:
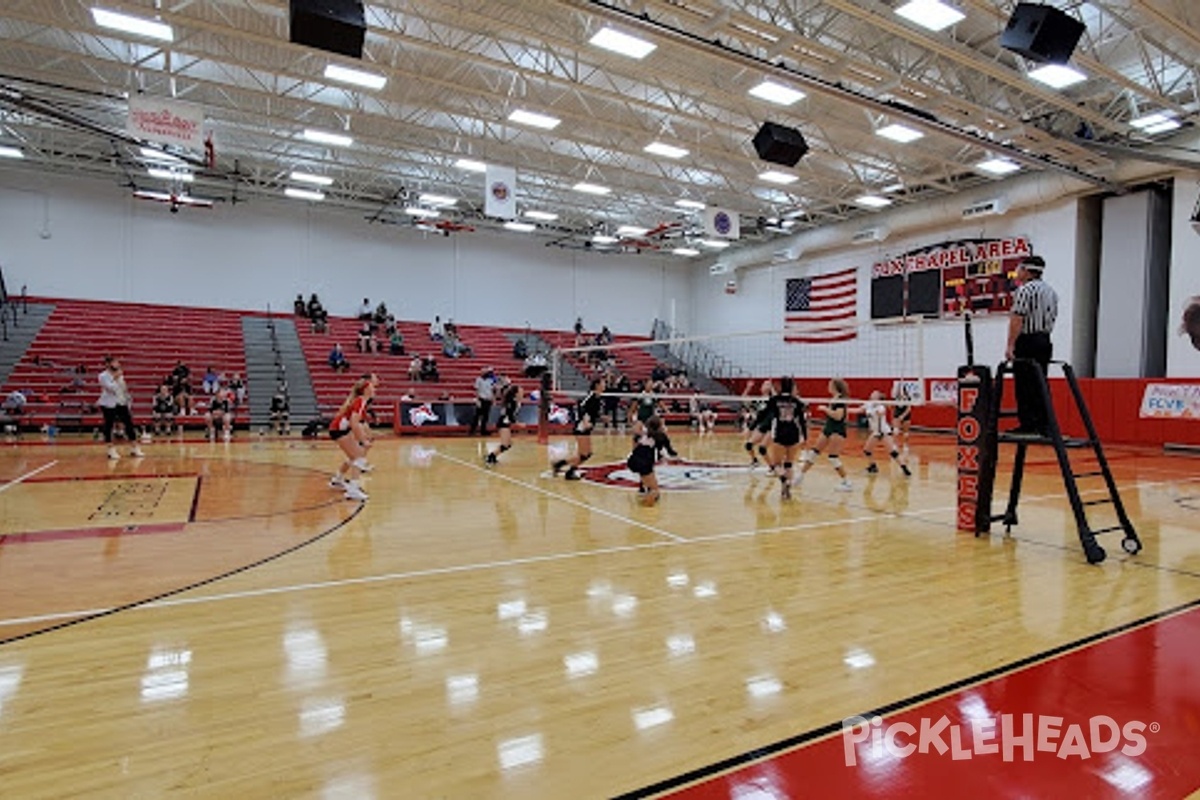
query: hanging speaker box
290 0 366 60
1000 3 1085 64
752 122 809 167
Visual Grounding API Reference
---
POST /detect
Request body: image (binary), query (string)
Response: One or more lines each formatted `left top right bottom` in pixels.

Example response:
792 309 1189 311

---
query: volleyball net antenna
548 317 927 412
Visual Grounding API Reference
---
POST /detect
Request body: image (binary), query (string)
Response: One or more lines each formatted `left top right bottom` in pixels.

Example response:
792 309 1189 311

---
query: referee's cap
1021 255 1046 272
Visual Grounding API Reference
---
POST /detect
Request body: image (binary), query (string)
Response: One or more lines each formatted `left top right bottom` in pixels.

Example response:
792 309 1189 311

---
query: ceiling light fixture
285 187 325 201
616 225 649 236
759 170 799 185
524 210 558 221
454 158 487 172
748 81 806 106
1028 64 1086 89
894 0 965 31
876 123 925 143
672 247 700 256
148 168 193 182
0 146 25 159
508 110 561 130
855 195 892 208
404 207 440 218
290 171 333 186
323 64 387 90
573 182 611 195
504 221 537 232
589 27 657 59
675 199 706 210
91 7 173 41
976 157 1021 176
302 129 353 147
644 142 689 159
419 193 457 207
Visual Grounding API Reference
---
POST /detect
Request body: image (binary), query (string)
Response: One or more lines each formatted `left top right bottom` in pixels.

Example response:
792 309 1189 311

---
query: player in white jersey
860 390 911 476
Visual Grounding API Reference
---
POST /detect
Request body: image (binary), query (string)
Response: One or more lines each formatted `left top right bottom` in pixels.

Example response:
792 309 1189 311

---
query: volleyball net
549 317 928 412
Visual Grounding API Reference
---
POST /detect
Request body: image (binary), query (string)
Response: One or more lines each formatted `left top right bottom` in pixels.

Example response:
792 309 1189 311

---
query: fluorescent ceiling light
285 187 325 201
1129 112 1175 129
675 199 705 210
290 171 333 186
644 142 689 159
876 123 924 143
454 158 487 172
419 193 457 207
508 109 561 130
91 8 173 41
700 239 731 249
759 170 799 185
591 234 618 244
748 80 806 106
148 168 193 182
302 129 353 147
140 147 182 163
855 195 892 208
0 146 25 159
323 64 387 91
524 210 558 221
976 157 1021 175
504 221 536 232
404 207 440 218
882 182 906 193
1028 64 1086 89
573 182 611 195
893 0 965 31
589 27 657 59
672 247 700 256
1143 119 1181 134
616 225 649 236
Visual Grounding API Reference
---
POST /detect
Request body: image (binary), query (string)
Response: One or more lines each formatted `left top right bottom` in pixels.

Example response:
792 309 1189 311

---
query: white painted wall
688 198 1080 381
1167 179 1200 377
0 170 689 336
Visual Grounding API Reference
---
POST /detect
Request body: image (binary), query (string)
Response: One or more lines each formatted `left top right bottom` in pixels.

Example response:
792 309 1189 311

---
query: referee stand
973 358 1141 564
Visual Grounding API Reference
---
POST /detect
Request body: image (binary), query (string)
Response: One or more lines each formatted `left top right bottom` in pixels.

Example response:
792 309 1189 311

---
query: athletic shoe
564 469 581 481
781 483 792 500
107 447 120 460
551 459 567 476
353 457 373 472
485 452 497 465
329 476 345 489
836 480 853 492
344 484 368 501
130 447 144 458
866 463 879 474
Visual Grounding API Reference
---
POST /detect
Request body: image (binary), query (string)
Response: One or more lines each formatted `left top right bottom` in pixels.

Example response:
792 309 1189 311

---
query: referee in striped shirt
1005 255 1058 435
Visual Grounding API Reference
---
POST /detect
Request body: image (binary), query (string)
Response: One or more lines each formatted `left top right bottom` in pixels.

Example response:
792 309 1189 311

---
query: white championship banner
485 165 517 219
127 95 205 151
1139 383 1200 419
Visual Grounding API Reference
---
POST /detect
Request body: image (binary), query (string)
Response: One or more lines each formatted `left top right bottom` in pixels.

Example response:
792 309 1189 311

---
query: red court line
659 607 1200 799
0 523 186 545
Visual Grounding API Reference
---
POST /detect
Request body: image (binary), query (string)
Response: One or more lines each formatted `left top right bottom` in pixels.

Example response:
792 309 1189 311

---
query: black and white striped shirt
1012 278 1058 335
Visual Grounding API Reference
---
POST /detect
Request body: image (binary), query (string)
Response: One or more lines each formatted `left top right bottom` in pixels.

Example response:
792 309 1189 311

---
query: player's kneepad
829 456 843 470
757 445 767 456
744 442 753 452
890 450 900 459
783 462 793 471
802 450 816 465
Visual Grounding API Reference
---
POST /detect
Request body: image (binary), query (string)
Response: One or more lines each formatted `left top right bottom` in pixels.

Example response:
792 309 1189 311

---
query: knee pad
579 453 592 463
783 462 793 471
890 450 900 460
744 442 753 452
758 445 767 456
863 449 871 458
829 456 843 470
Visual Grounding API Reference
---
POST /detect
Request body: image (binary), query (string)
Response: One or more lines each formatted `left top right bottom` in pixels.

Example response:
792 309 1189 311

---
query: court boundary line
0 460 57 493
615 597 1200 800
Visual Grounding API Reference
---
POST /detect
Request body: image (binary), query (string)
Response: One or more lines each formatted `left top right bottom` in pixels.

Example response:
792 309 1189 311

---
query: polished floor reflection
0 431 1197 798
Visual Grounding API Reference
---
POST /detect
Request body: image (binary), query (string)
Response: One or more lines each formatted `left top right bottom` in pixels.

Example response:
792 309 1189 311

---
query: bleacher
2 297 250 433
294 315 552 423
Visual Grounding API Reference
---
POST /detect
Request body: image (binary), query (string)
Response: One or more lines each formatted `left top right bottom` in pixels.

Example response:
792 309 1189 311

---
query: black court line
0 502 364 647
614 596 1200 800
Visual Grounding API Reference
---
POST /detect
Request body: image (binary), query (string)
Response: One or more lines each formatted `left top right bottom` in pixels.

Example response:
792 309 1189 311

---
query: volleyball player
98 355 143 459
765 377 806 499
630 381 660 434
893 384 913 454
328 377 374 501
743 380 775 467
205 387 234 441
626 415 677 505
861 390 910 476
151 383 177 437
553 377 605 480
796 378 852 491
486 381 522 466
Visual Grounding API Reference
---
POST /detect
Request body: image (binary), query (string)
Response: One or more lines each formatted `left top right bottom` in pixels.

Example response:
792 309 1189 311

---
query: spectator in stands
429 316 445 341
294 294 307 317
420 355 440 382
3 388 26 418
151 383 176 436
202 365 220 394
307 293 323 317
98 355 143 459
270 382 290 435
59 364 87 394
228 373 246 406
373 302 389 326
599 325 613 345
444 319 458 338
408 354 423 381
205 387 234 441
389 329 406 355
308 294 328 333
173 372 195 416
384 314 397 336
358 298 373 321
443 330 473 358
329 343 351 373
357 321 375 353
173 359 191 386
523 351 548 378
512 337 528 360
574 316 585 347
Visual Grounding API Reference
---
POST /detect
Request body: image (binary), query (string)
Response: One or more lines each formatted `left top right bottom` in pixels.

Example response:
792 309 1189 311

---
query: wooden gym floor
0 430 1198 798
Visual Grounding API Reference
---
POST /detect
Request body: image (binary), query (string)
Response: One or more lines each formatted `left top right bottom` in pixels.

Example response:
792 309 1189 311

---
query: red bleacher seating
2 297 250 431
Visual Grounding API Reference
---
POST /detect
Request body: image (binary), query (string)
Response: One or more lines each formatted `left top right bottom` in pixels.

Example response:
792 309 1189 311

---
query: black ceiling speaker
753 122 809 168
1000 3 1085 64
290 0 366 59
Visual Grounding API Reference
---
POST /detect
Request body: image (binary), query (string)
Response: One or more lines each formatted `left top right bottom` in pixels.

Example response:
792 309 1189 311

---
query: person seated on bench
294 294 308 317
329 343 351 373
523 351 548 378
512 338 528 360
389 329 406 356
357 322 376 353
429 316 445 341
205 387 234 441
2 389 26 420
357 297 373 322
202 365 220 394
152 383 177 436
420 355 440 382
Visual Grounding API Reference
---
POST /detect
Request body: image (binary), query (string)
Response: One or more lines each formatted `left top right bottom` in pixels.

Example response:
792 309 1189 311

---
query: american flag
784 267 858 343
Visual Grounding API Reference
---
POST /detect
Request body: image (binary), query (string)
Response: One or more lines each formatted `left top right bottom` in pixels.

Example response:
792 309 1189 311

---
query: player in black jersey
743 380 775 467
626 415 678 505
486 381 523 466
151 383 177 437
553 377 605 480
893 384 912 455
205 387 234 441
270 383 290 435
765 377 807 499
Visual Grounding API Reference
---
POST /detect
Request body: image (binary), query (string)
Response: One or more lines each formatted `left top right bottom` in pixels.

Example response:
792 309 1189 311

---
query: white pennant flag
704 207 740 239
485 165 517 219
